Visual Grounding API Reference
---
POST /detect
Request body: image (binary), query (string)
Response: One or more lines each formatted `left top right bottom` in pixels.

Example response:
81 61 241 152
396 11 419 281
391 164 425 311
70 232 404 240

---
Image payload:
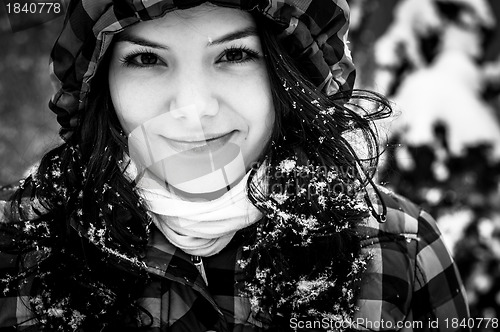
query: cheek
249 76 275 138
232 70 274 122
250 105 275 147
109 72 160 133
237 79 275 161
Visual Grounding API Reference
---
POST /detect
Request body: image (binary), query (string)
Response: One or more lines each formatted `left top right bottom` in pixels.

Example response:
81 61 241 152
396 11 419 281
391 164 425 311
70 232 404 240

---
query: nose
169 71 219 120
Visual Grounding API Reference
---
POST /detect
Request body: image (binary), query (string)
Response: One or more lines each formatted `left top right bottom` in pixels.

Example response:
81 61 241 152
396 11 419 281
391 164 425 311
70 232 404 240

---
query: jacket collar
142 227 223 315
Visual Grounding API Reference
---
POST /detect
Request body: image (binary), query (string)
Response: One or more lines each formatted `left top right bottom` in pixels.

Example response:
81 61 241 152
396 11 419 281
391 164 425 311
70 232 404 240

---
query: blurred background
1 0 500 330
348 1 500 330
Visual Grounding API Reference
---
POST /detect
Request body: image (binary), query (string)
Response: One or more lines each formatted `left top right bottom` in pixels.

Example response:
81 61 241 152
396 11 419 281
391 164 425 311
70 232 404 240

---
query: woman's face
108 5 275 195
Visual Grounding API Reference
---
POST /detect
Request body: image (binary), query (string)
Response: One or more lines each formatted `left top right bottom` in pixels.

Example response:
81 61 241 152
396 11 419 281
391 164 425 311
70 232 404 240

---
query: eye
219 46 259 64
120 50 163 68
137 53 158 65
225 49 245 62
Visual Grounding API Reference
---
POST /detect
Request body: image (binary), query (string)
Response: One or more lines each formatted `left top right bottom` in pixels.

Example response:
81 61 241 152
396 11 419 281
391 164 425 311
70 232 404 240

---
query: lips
150 132 243 186
164 131 235 153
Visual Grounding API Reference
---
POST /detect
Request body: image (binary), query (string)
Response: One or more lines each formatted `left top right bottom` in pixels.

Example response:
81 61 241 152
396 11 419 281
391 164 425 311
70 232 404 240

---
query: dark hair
239 14 391 323
1 11 391 331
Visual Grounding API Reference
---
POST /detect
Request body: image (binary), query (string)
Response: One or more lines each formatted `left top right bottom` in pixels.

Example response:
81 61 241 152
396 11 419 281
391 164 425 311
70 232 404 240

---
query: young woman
0 0 469 331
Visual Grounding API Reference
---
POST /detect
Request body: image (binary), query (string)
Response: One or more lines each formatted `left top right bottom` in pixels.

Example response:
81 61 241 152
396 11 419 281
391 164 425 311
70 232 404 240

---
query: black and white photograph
1 0 499 331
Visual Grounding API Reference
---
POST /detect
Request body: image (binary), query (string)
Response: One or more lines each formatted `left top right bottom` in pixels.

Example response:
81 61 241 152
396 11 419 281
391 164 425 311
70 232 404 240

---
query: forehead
121 4 255 38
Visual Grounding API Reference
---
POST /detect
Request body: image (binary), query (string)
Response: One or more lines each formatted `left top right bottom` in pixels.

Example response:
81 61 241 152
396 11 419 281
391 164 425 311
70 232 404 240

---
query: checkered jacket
0 186 469 331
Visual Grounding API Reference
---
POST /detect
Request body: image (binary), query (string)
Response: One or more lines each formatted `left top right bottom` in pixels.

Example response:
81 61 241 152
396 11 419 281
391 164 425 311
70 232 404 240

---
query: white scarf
126 161 263 257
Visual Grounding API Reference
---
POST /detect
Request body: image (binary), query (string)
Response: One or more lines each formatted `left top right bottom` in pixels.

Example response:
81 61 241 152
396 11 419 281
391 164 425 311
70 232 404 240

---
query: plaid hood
49 0 356 139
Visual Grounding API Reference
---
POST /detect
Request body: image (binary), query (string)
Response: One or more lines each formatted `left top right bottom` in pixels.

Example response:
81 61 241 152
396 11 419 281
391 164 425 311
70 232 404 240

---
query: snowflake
277 159 297 175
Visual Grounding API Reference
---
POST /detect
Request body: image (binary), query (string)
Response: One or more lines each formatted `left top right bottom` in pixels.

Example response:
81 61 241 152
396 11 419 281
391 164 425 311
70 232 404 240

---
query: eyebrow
114 32 169 50
207 27 259 46
114 26 258 49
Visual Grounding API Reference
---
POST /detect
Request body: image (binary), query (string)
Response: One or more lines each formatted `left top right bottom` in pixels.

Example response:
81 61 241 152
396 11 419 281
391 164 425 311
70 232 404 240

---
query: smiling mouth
164 131 236 153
